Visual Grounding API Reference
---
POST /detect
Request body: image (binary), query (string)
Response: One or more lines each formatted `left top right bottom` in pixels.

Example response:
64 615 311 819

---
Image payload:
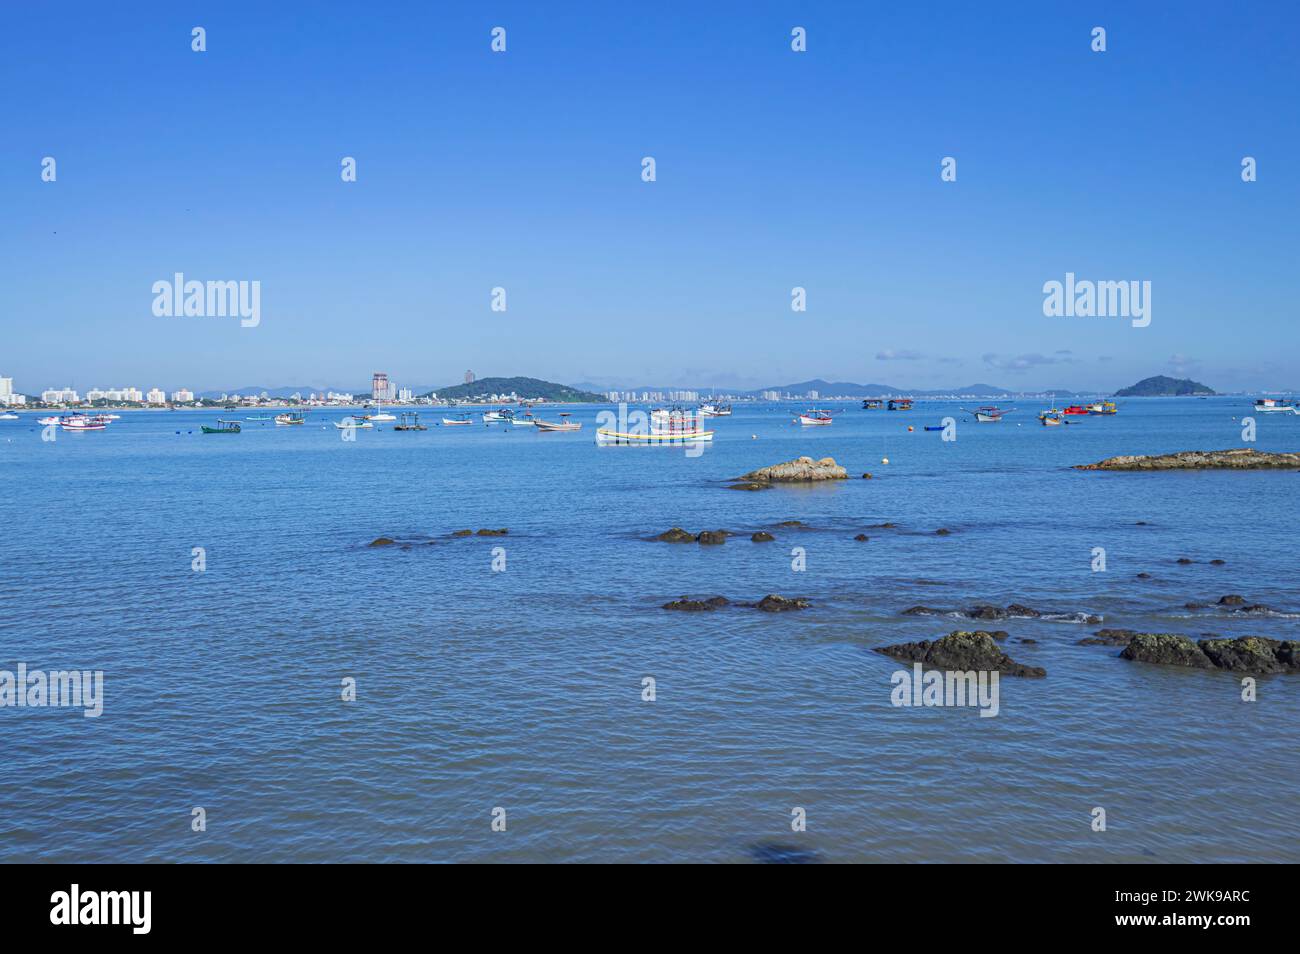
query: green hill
425 376 607 403
1114 375 1216 397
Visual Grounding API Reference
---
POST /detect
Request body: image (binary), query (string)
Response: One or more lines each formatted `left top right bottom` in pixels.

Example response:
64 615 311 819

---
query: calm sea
1 397 1296 862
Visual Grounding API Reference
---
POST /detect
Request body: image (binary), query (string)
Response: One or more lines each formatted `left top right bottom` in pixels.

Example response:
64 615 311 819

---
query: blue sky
3 1 1297 393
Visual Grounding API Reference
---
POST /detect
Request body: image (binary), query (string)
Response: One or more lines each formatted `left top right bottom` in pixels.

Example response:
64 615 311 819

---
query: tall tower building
372 372 389 401
464 370 475 385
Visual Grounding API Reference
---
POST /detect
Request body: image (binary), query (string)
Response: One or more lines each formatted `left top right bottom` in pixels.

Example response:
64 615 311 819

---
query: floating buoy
907 426 914 432
751 434 757 439
881 456 890 464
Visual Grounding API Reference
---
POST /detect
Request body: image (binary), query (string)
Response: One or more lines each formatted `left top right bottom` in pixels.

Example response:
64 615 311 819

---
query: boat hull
596 428 712 444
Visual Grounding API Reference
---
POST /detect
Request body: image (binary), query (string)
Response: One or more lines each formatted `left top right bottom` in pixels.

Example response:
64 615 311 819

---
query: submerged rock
476 528 508 536
728 481 768 491
1120 633 1215 669
368 537 396 547
450 529 473 537
738 456 849 483
777 520 804 526
656 527 695 543
1076 448 1300 471
934 528 952 536
854 533 869 541
875 631 1046 677
1210 558 1226 565
751 531 775 542
1176 557 1194 565
1218 594 1247 606
1078 629 1140 646
754 594 810 612
663 596 730 612
696 530 728 545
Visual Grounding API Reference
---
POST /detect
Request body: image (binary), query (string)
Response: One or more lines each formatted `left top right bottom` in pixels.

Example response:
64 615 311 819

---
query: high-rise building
372 372 389 401
147 388 167 405
41 387 80 404
171 389 194 403
464 370 475 385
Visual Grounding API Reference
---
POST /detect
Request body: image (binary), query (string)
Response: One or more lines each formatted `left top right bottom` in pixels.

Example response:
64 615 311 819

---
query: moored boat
275 412 306 425
964 405 1013 422
334 418 374 429
1253 398 1298 414
441 414 474 426
201 420 241 434
483 408 514 423
797 408 833 425
1062 405 1089 415
534 413 581 432
887 398 914 411
59 414 105 431
698 402 732 417
1087 401 1117 415
862 399 883 409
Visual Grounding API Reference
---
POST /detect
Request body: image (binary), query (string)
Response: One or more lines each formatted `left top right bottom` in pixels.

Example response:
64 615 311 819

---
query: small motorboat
887 399 914 411
698 403 732 417
0 412 19 420
534 413 581 432
37 416 61 425
1039 410 1064 426
1087 401 1117 415
923 424 945 431
511 416 537 427
482 409 514 423
1253 398 1299 415
201 420 242 434
334 418 374 429
442 414 474 426
862 399 883 409
275 412 306 425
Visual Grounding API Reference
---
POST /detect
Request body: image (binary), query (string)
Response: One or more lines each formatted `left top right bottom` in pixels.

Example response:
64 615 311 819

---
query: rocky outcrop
1119 633 1215 668
663 596 729 612
854 533 869 541
902 604 1099 623
475 528 508 536
875 631 1046 677
728 481 767 491
1076 448 1300 471
368 537 396 547
1078 629 1140 646
1218 594 1247 606
656 527 695 543
696 530 727 545
751 531 775 542
450 529 473 537
737 456 849 483
754 594 810 612
1114 632 1300 673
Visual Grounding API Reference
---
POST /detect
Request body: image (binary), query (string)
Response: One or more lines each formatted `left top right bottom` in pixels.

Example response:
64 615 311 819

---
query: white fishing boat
354 402 395 422
60 414 105 431
37 416 61 425
797 408 833 426
1254 398 1299 414
511 417 537 427
596 427 712 445
274 412 306 425
698 402 732 417
0 413 18 420
334 418 374 429
964 405 1014 422
534 413 581 432
441 414 474 426
483 408 514 423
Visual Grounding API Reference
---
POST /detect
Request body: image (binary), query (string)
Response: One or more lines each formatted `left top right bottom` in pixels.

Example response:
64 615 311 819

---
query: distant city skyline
4 3 1297 393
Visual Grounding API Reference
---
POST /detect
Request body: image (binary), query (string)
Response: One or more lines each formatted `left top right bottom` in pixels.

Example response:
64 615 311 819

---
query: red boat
1062 405 1089 415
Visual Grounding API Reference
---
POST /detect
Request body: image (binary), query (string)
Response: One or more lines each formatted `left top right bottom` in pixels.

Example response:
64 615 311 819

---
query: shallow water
0 397 1296 862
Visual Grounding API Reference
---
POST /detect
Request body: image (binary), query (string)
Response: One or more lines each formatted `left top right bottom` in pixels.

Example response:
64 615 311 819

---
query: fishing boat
245 414 274 421
963 405 1013 423
0 412 18 420
274 412 306 425
201 420 241 434
534 413 582 432
37 416 61 425
862 399 884 409
698 402 732 417
1038 410 1064 426
482 408 515 423
887 398 914 411
393 412 427 431
1062 405 1089 416
1253 398 1299 414
334 418 374 429
511 415 537 427
797 408 833 426
59 414 105 431
354 402 396 422
441 414 474 426
1087 401 1117 415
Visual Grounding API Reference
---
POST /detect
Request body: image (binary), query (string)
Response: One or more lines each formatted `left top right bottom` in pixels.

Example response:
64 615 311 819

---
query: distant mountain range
1114 375 1216 397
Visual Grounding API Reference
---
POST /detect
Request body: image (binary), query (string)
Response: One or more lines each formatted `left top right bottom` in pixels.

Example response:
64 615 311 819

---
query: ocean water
1 397 1296 863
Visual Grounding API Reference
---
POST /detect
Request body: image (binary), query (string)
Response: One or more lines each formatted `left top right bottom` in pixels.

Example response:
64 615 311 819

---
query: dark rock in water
1185 601 1209 610
1078 448 1300 471
368 537 396 547
873 522 897 529
987 631 1010 641
902 605 944 616
861 472 873 479
663 596 730 612
1218 594 1247 606
656 527 695 543
450 529 473 537
475 528 508 536
1120 633 1215 669
1198 636 1295 674
1176 557 1194 565
1084 615 1103 625
728 481 768 491
1234 603 1275 614
875 631 1046 677
1210 559 1226 565
1079 629 1140 646
751 531 775 542
967 604 1006 620
1136 572 1152 579
935 528 952 536
749 841 821 864
777 520 804 527
854 533 869 541
696 530 727 545
1005 603 1041 618
1136 521 1149 525
755 594 810 612
1018 638 1038 645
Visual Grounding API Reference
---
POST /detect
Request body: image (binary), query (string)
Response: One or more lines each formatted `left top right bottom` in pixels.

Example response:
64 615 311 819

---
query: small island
423 376 607 403
1114 375 1216 397
1076 449 1300 471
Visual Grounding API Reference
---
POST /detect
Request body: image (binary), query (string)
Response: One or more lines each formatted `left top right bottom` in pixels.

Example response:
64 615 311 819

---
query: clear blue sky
3 1 1297 393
